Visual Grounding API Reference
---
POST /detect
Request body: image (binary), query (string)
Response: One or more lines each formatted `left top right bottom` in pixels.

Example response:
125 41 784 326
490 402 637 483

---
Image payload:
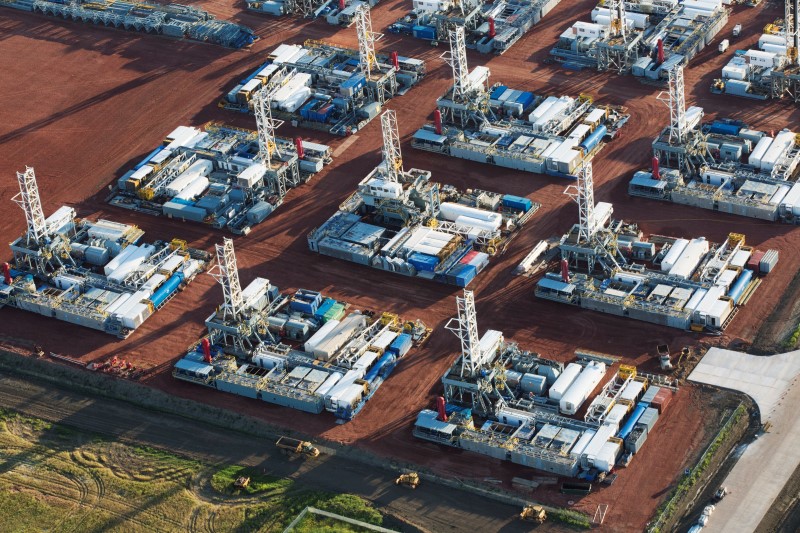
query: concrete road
0 372 548 533
689 349 800 533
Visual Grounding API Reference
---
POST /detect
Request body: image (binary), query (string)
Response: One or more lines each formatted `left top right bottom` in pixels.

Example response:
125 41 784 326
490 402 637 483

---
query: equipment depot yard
0 0 799 532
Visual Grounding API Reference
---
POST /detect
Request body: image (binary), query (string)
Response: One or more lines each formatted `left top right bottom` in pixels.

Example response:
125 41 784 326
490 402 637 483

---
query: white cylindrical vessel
560 362 607 415
548 363 582 401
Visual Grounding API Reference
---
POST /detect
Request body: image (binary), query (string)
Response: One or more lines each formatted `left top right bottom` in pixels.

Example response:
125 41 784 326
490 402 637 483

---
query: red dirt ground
0 1 797 530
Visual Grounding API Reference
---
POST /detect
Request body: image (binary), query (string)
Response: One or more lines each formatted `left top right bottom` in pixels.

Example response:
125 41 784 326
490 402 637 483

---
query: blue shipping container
409 252 439 272
502 194 533 213
341 73 366 90
449 263 477 287
388 333 413 357
708 121 741 136
580 124 607 153
490 85 508 100
314 298 336 320
515 91 535 109
412 25 436 40
618 402 648 440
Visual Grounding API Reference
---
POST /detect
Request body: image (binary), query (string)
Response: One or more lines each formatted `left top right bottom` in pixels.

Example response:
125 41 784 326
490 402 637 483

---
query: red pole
1 263 11 285
560 259 570 283
657 39 665 65
294 137 304 159
436 396 448 422
652 156 660 180
390 51 399 71
488 17 496 38
433 109 443 135
201 338 212 363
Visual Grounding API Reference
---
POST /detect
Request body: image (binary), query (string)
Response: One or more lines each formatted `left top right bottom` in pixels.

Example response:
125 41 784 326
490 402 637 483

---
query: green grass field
0 408 383 532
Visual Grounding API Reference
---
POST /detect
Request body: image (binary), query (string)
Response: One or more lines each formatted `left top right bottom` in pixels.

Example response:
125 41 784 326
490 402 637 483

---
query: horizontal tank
439 203 502 229
748 136 773 167
660 239 688 271
174 176 210 202
165 159 213 197
548 362 582 401
560 362 607 415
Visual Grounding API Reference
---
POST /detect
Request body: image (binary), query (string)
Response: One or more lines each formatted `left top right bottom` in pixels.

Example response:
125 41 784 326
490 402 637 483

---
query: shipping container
759 249 779 274
637 407 659 433
640 386 661 405
650 389 673 413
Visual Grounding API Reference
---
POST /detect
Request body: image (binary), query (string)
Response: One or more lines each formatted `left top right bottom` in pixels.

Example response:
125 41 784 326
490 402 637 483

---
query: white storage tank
668 237 709 280
749 136 773 167
761 131 795 172
315 372 343 397
303 319 341 353
528 96 557 123
174 176 209 202
660 239 689 272
593 440 622 472
165 159 214 197
519 373 547 395
560 362 607 415
439 202 502 230
548 362 582 400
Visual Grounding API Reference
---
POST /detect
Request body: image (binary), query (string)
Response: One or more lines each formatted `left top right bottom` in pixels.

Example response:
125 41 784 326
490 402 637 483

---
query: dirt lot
0 403 400 532
0 1 799 531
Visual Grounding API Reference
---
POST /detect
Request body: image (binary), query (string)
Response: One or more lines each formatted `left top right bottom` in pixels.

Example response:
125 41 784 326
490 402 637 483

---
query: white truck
719 39 730 53
733 24 742 38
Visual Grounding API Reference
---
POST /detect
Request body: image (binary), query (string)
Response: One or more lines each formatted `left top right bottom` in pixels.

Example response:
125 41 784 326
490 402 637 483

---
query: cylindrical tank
434 109 443 134
504 370 523 388
548 363 582 400
651 156 660 179
165 159 213 197
488 16 496 38
315 372 343 397
174 176 210 202
579 125 607 153
454 215 500 232
660 239 689 271
294 137 304 159
519 373 547 395
436 396 448 421
727 269 753 304
618 402 647 440
759 33 785 48
559 362 606 415
84 246 110 266
365 352 395 382
748 136 773 167
148 272 184 309
1 263 12 285
528 96 557 122
439 203 501 229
